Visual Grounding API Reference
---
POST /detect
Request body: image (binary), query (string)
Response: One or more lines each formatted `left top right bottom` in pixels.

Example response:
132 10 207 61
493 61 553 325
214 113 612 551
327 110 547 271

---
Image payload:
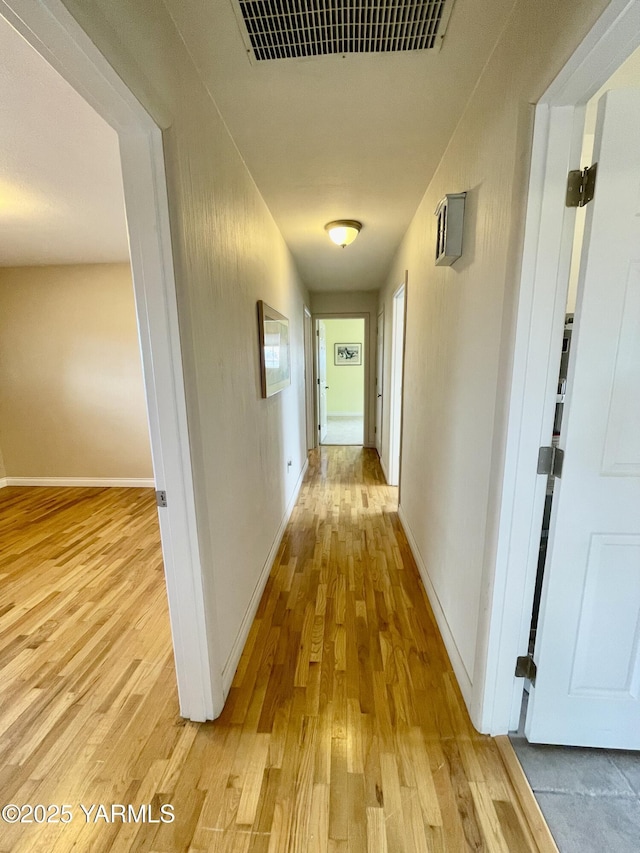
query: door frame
375 308 384 460
388 282 407 488
313 312 372 447
480 0 640 735
1 0 220 720
303 306 316 451
316 318 329 444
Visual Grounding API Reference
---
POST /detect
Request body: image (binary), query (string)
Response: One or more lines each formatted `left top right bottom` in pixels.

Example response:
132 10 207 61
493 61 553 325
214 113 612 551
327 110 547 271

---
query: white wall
0 264 153 482
311 290 377 446
59 0 310 693
379 0 610 727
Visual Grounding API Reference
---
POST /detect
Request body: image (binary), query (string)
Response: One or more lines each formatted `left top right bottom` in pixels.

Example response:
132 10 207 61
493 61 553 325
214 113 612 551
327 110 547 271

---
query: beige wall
379 0 609 726
324 319 365 416
0 264 153 480
58 0 310 682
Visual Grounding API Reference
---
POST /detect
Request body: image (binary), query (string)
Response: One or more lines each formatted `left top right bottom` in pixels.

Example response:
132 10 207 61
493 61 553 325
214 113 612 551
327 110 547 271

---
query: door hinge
515 654 537 685
155 489 168 508
537 445 564 478
318 424 321 431
566 163 597 207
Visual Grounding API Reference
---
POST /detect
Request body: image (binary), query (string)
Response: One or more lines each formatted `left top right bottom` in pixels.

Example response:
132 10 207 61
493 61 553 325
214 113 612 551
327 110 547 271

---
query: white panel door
304 308 315 450
388 286 405 487
526 90 640 747
318 321 328 443
376 309 384 456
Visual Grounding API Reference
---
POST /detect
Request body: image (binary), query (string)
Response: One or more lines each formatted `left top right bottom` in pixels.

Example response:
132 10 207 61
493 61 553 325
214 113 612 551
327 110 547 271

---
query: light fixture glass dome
325 219 362 248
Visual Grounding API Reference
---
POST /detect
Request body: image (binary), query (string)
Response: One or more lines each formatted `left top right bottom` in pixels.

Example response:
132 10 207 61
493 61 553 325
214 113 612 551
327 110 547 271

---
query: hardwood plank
0 451 554 851
495 735 561 852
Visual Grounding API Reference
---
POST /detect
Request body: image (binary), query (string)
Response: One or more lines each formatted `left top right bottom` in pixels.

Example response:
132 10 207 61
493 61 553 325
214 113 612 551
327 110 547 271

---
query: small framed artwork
334 343 362 365
257 300 291 398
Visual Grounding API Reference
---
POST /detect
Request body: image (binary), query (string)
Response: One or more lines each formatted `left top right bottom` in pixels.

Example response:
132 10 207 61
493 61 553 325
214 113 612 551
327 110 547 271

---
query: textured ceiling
6 2 639 291
1 0 515 286
163 0 516 291
0 15 128 267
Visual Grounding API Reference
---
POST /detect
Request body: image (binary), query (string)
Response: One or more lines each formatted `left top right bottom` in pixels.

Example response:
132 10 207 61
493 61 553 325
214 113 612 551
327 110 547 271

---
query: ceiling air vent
236 0 456 62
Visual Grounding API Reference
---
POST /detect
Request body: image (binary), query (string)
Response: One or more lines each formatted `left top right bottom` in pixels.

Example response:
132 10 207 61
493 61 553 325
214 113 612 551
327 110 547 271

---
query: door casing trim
479 0 640 735
0 0 222 720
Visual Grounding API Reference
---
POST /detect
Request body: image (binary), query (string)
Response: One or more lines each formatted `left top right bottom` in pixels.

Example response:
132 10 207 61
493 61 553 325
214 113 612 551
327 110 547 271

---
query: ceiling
163 0 516 291
0 0 518 288
0 15 128 267
1 0 552 293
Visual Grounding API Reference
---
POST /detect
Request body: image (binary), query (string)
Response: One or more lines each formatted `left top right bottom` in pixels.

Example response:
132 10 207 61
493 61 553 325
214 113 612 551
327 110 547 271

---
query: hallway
0 450 550 851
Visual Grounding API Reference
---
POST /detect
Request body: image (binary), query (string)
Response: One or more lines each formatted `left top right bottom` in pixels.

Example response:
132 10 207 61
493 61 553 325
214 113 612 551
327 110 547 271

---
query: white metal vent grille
237 0 454 61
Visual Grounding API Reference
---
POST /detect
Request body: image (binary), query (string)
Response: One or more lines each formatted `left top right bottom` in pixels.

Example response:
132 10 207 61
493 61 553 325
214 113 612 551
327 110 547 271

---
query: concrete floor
510 735 640 852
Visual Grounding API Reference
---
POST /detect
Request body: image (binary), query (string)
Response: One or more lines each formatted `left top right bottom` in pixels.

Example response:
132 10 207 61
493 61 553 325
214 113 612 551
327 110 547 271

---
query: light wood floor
0 449 554 852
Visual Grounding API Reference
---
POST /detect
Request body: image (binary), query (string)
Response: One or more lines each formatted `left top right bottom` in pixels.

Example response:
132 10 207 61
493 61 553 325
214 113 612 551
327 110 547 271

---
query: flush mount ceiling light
325 220 362 248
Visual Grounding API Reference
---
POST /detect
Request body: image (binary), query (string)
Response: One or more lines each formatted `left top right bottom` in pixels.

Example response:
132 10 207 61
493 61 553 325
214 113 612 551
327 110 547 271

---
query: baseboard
495 736 560 852
397 504 473 706
379 456 389 483
327 412 364 419
3 477 155 488
222 457 309 694
0 477 7 489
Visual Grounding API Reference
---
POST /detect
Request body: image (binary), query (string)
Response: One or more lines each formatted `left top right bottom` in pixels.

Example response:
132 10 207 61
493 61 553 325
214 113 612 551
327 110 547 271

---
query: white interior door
526 89 640 748
304 308 315 450
376 309 384 456
317 320 328 444
388 286 405 487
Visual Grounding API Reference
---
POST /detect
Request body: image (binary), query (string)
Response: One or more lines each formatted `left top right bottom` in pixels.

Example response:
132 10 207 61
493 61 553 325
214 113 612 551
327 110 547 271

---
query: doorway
0 0 217 720
317 317 366 446
486 0 640 745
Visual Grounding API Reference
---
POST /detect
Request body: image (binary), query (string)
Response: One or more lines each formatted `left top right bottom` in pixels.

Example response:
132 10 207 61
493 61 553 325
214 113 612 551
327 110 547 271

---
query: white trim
398 505 473 707
388 282 406 487
483 0 640 735
1 0 220 721
379 457 389 484
326 412 365 419
0 478 8 489
4 477 155 488
222 458 309 693
375 307 384 458
304 306 316 451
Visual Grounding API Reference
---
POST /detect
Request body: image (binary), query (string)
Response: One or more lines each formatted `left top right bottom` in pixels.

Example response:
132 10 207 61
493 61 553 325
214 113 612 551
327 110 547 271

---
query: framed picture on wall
334 343 362 365
257 300 291 397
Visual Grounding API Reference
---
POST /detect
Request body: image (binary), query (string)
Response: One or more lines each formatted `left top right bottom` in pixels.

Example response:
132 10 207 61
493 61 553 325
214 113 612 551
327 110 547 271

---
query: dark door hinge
566 163 597 207
537 446 564 479
515 654 537 685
